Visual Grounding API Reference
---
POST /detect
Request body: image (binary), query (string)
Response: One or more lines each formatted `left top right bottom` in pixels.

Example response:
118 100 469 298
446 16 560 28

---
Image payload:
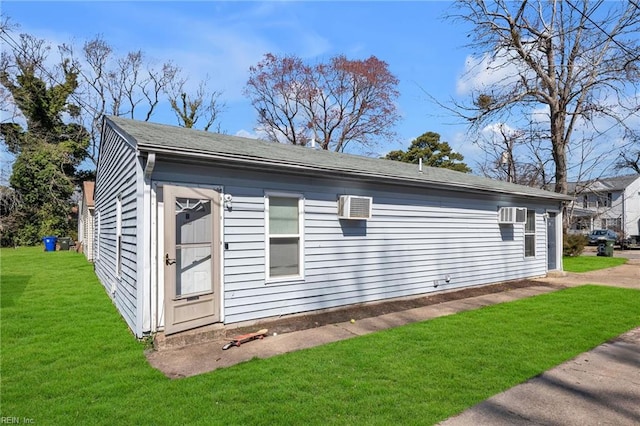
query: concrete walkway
439 257 640 426
146 256 640 424
147 284 560 378
539 247 640 289
438 327 640 426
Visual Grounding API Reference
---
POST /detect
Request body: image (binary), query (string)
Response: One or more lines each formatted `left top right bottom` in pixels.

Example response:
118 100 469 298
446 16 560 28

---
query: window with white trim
524 209 535 257
265 193 303 280
116 195 122 276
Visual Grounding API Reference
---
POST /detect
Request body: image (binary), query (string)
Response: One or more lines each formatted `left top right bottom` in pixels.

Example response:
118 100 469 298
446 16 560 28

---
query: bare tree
615 130 640 173
0 185 21 245
448 0 640 194
474 124 554 187
166 76 225 132
0 185 21 216
616 150 640 174
66 36 181 165
3 23 227 167
245 53 400 152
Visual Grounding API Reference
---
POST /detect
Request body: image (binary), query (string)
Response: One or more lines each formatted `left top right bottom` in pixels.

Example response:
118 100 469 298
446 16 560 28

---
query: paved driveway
540 257 640 290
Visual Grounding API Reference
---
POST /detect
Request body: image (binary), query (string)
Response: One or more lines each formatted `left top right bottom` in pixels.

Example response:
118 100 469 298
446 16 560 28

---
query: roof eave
139 143 571 202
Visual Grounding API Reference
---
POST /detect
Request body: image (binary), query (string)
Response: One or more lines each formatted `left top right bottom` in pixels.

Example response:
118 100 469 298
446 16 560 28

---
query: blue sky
3 1 484 167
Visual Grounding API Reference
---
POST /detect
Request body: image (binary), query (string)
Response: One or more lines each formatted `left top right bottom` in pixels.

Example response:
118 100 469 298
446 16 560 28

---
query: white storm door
163 185 220 334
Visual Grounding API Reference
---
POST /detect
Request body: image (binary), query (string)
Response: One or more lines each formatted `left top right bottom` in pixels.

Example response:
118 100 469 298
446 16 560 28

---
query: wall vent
338 195 372 220
498 207 526 224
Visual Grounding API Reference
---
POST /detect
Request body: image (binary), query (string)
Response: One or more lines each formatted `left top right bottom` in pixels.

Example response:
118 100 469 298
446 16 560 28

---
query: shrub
563 233 588 257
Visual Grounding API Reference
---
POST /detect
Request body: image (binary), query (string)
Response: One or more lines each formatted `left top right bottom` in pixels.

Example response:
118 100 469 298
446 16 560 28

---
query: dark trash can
43 236 58 252
58 237 72 251
597 240 614 257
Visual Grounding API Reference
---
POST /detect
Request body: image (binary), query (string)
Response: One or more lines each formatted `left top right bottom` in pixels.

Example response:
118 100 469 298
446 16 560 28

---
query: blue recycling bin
43 236 58 252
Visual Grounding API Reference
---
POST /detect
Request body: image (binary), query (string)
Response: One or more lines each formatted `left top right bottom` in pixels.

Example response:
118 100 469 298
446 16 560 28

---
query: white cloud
456 53 521 96
234 129 259 139
450 130 483 164
481 122 518 136
140 4 332 104
150 38 267 102
455 40 554 98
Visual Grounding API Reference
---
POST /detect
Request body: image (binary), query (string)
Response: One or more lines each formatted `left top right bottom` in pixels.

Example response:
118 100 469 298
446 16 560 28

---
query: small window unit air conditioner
338 195 372 220
498 207 526 224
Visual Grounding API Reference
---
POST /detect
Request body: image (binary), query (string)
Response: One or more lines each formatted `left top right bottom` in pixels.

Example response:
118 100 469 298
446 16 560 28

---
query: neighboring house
77 181 95 261
567 174 640 238
95 116 571 338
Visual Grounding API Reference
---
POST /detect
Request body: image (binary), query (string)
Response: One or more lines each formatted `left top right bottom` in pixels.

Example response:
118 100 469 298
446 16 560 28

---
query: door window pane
176 198 211 244
176 246 212 297
174 197 213 297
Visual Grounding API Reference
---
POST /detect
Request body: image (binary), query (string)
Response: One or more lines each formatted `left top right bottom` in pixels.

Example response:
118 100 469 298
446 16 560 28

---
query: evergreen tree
385 132 471 173
0 33 89 244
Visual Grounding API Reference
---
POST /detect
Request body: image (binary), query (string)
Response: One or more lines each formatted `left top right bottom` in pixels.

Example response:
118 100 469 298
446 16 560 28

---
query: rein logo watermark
0 418 34 424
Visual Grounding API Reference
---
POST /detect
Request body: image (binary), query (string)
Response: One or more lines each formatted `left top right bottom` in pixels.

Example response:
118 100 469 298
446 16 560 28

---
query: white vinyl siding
93 124 140 335
78 196 95 262
265 193 304 281
525 209 535 257
152 160 556 325
94 116 574 339
84 208 95 261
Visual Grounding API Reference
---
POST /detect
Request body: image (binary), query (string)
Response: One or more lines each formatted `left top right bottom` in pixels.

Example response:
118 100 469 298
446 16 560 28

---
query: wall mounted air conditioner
338 195 372 220
498 207 526 224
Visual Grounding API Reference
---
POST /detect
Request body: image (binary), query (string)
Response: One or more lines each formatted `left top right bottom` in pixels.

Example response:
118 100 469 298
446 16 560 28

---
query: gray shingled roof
568 174 640 194
106 115 571 201
597 174 639 190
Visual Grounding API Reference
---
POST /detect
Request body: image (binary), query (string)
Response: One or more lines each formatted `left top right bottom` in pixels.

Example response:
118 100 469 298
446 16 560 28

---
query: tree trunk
550 107 568 195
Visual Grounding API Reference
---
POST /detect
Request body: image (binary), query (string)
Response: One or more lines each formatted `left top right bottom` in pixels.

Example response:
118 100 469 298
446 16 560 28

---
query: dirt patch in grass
232 280 561 337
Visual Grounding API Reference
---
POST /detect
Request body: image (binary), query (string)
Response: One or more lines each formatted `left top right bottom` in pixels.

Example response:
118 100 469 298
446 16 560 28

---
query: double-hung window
266 193 304 281
116 195 123 276
524 209 535 258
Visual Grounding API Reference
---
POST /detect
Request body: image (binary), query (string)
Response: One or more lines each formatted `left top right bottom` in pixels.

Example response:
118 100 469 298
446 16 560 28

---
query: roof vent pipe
418 157 423 174
310 138 316 149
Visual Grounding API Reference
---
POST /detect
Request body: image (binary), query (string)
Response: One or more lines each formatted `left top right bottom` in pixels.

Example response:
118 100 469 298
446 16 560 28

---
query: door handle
165 253 176 266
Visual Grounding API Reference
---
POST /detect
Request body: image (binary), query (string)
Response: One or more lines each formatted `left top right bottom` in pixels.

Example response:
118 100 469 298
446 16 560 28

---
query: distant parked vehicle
587 229 618 246
621 235 640 250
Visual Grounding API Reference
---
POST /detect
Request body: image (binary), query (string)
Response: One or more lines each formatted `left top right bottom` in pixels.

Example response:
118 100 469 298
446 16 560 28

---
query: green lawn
563 255 627 272
2 247 640 425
